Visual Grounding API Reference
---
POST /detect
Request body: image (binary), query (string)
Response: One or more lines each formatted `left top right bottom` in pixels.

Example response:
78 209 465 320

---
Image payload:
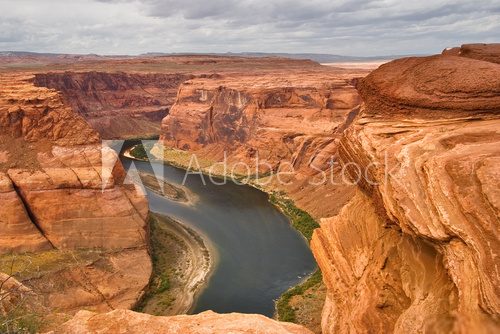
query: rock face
30 57 327 141
156 47 499 332
160 69 368 217
34 72 192 139
0 73 98 147
3 49 499 333
0 73 149 252
0 172 52 253
6 145 148 250
50 309 314 334
443 43 500 64
26 249 153 313
0 73 151 314
312 52 500 332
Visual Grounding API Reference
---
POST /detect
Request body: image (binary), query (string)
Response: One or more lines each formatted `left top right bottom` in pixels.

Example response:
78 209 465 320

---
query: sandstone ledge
48 309 313 334
312 50 500 333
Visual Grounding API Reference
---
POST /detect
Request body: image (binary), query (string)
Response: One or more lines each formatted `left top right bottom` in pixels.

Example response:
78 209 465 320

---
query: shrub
269 193 320 241
157 273 170 293
129 144 149 160
276 270 322 322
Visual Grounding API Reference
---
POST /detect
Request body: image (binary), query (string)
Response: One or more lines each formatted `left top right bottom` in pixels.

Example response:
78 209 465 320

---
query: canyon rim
1 1 500 333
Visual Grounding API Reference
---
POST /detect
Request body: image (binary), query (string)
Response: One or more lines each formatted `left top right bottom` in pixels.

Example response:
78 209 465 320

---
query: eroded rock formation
49 309 313 334
312 52 500 332
156 47 499 332
443 43 500 64
2 48 498 333
0 73 151 314
159 69 369 217
34 72 191 139
0 172 52 253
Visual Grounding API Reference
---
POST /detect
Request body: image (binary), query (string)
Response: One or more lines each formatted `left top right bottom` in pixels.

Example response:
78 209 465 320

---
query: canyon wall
33 72 191 139
159 69 368 217
2 49 498 332
312 52 500 332
0 73 151 312
1 64 316 333
156 46 499 332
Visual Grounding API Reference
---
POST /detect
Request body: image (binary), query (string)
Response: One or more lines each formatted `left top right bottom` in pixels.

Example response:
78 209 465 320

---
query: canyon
0 44 499 333
33 72 191 139
155 44 500 332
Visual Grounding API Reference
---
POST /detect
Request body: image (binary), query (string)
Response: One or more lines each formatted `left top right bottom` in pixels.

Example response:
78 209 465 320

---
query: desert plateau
0 1 499 333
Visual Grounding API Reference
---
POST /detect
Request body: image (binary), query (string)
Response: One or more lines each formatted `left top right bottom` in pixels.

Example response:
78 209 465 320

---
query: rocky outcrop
312 52 500 332
0 74 98 147
34 72 192 139
25 249 152 313
7 145 148 250
160 69 369 217
443 43 500 64
0 172 52 253
0 73 151 315
50 309 314 334
0 73 149 251
161 72 360 163
312 190 459 333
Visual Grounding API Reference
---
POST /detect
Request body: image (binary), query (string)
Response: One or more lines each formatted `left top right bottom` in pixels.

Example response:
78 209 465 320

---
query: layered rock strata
159 69 370 217
156 48 500 333
312 53 500 332
0 73 151 313
0 172 52 253
33 72 192 139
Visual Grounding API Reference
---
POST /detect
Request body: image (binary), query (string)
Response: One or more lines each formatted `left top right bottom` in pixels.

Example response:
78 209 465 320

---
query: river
120 147 316 317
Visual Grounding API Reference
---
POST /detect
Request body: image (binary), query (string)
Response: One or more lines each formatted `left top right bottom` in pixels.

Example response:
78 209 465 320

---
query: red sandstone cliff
0 63 318 333
2 49 498 333
159 69 368 217
0 73 151 313
33 72 192 139
155 47 499 332
312 51 500 332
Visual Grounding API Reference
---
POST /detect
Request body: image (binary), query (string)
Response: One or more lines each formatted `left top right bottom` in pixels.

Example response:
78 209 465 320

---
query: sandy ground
136 213 214 316
154 214 213 315
123 148 199 205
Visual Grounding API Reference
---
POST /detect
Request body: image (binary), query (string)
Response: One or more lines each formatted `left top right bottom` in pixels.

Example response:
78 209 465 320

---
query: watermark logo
101 140 403 193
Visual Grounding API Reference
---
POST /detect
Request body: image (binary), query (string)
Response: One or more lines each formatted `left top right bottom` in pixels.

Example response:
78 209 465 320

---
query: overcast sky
1 0 499 56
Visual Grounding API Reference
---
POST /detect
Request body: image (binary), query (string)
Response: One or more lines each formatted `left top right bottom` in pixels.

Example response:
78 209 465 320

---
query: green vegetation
276 270 323 323
270 193 324 329
134 215 176 314
269 192 320 241
129 144 149 160
0 250 103 281
157 273 170 293
0 311 43 334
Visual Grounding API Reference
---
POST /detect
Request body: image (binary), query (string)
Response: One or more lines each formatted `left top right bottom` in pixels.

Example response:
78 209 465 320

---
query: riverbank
129 143 324 332
124 146 199 205
122 146 214 315
135 213 214 316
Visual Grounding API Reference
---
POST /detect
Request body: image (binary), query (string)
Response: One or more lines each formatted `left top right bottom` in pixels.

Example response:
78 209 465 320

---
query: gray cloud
1 0 499 56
